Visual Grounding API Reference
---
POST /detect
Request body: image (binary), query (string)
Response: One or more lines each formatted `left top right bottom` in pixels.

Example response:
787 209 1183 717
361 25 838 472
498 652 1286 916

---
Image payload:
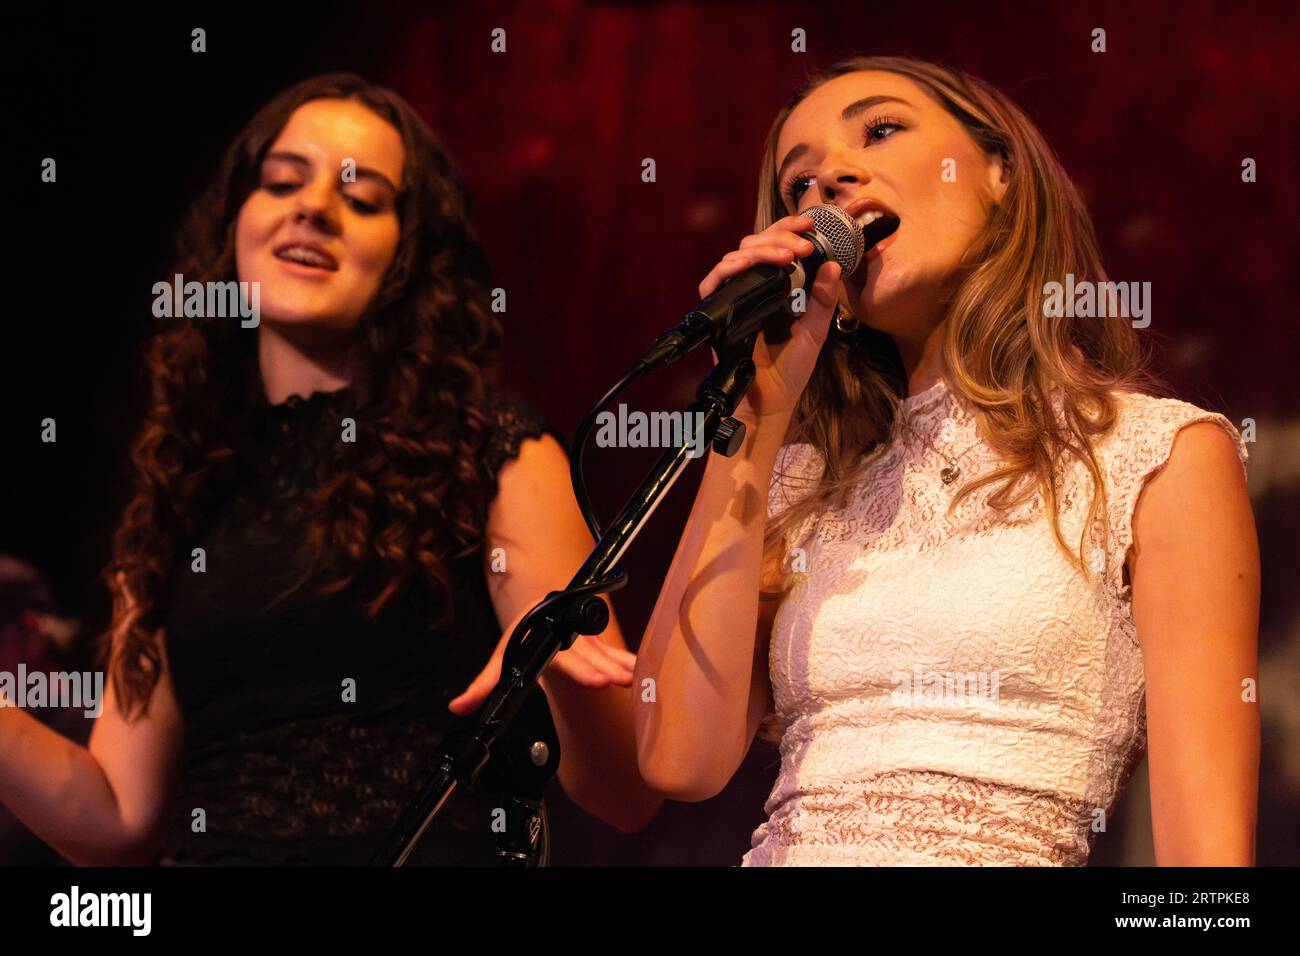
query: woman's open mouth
273 242 339 273
860 210 900 251
852 211 901 277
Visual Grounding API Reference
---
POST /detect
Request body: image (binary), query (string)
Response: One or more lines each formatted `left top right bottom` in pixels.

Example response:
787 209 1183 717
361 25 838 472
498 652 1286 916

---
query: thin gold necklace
900 406 984 486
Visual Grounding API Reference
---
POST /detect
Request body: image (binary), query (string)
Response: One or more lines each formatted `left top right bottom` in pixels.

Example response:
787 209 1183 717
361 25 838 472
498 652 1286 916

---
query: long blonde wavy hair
757 56 1165 590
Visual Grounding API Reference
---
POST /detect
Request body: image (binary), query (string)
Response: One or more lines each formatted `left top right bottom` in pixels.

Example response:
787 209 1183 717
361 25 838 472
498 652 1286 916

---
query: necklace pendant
940 465 960 485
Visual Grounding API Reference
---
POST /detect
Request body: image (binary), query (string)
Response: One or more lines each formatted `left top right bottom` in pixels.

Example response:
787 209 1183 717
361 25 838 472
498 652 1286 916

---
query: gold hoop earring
833 307 860 335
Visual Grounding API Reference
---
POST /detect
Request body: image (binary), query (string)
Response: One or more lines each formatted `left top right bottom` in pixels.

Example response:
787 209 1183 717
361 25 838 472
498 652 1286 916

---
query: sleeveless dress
156 386 559 865
743 376 1249 866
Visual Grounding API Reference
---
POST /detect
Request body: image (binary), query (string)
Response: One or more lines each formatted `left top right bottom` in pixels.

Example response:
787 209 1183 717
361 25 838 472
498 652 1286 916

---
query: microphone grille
802 204 865 275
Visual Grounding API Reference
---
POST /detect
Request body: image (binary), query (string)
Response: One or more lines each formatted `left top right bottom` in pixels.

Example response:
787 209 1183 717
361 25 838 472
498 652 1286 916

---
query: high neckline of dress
891 374 981 457
261 386 354 414
250 386 355 458
899 376 949 415
238 387 354 516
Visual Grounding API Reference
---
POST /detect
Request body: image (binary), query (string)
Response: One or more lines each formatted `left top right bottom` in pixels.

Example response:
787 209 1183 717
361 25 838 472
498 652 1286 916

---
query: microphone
637 203 868 370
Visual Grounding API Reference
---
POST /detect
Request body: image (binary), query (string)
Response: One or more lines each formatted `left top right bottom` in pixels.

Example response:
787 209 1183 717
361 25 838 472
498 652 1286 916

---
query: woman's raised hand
697 213 844 428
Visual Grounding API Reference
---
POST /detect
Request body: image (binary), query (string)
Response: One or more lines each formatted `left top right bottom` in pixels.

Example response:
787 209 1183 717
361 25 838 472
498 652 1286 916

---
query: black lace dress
155 387 559 866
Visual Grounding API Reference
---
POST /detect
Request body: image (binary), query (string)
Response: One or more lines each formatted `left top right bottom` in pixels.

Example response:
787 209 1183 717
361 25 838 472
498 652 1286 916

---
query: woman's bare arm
632 413 786 801
626 216 841 802
1131 421 1260 865
451 434 664 832
0 583 183 866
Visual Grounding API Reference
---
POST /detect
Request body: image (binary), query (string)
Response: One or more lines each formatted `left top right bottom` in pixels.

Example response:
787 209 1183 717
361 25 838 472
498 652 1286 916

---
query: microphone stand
372 332 760 866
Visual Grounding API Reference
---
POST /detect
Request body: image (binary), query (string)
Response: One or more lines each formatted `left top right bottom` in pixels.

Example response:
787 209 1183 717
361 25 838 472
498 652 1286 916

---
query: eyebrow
776 95 915 186
263 150 400 194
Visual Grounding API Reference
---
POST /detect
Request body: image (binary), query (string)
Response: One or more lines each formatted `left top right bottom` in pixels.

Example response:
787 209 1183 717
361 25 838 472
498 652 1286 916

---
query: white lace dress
742 376 1248 866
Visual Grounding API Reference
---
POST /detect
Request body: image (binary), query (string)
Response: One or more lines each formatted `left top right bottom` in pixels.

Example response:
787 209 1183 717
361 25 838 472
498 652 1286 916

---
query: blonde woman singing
634 56 1258 866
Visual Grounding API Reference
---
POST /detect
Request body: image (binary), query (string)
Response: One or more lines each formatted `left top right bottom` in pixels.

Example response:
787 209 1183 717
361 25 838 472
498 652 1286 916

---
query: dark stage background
3 1 1297 866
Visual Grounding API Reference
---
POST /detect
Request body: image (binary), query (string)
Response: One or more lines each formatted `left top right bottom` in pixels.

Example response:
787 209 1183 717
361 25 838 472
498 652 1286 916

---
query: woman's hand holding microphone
695 205 858 432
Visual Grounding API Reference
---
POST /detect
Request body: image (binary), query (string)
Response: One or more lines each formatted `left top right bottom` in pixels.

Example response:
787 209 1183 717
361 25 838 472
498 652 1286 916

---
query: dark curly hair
102 73 505 719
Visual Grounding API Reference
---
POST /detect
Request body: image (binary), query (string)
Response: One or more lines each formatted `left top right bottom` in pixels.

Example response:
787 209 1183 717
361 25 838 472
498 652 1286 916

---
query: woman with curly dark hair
0 73 661 865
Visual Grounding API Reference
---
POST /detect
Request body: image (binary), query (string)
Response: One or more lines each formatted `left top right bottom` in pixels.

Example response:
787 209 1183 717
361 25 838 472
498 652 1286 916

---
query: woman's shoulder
1090 387 1249 579
1097 388 1249 483
478 390 566 489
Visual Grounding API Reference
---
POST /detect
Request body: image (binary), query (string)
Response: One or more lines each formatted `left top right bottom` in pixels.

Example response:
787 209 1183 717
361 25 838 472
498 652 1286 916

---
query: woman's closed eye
261 180 383 215
343 195 381 215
